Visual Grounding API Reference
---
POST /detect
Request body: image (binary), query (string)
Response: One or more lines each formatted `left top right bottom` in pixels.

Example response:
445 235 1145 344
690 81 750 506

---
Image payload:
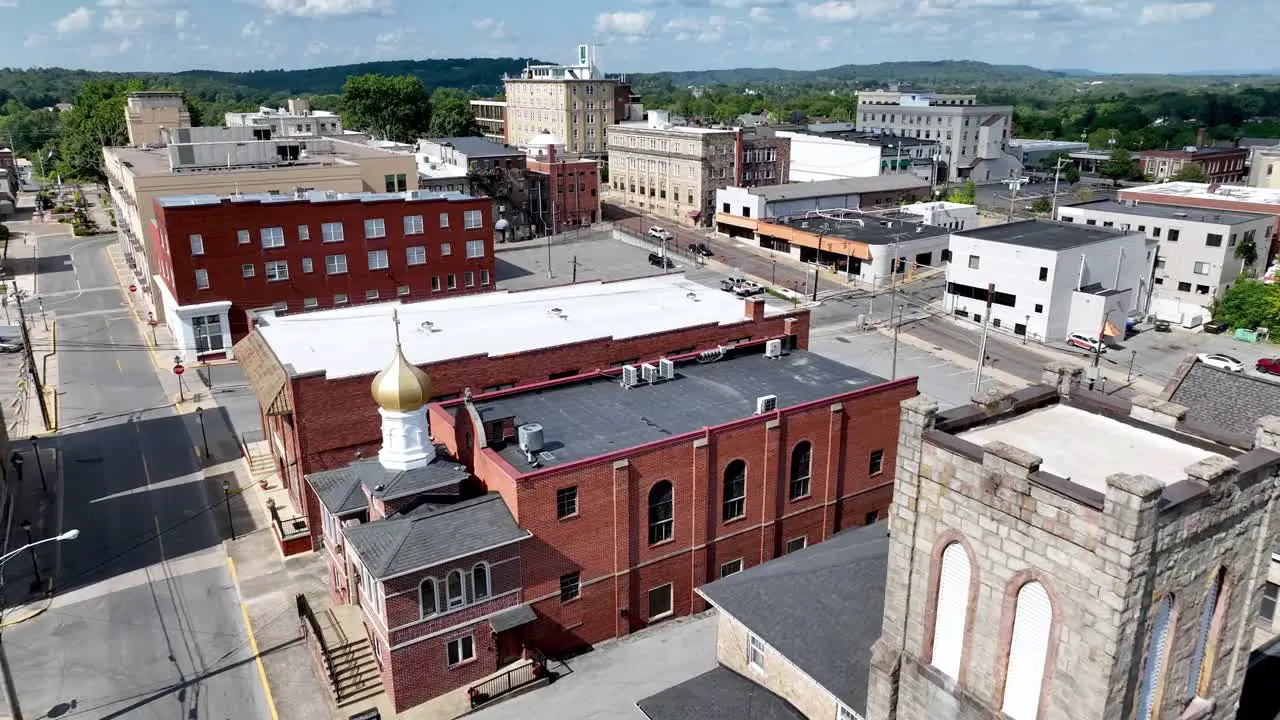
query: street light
195 406 210 462
0 526 79 570
9 451 23 484
223 479 236 541
29 436 47 495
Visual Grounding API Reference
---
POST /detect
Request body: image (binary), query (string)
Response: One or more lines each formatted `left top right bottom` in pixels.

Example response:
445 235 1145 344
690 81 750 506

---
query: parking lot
1104 324 1280 389
495 231 721 292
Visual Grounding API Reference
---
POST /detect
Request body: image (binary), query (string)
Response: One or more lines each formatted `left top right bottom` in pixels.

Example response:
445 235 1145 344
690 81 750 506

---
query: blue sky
1 0 1270 75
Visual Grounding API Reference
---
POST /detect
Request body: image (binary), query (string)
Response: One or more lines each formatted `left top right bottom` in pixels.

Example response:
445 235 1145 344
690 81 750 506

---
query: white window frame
440 242 452 256
366 289 379 300
1000 581 1052 720
325 254 348 275
397 285 410 297
334 293 348 305
836 704 862 720
446 570 465 610
472 563 491 601
439 212 450 228
465 271 475 287
297 224 310 241
465 239 485 259
237 229 251 244
420 578 438 618
260 226 285 249
446 635 475 666
321 222 344 243
364 218 386 239
406 246 427 265
1193 261 1211 276
403 215 424 235
481 270 490 286
720 558 743 578
194 269 209 290
303 297 318 309
931 542 971 681
647 583 673 621
264 260 289 282
301 257 314 274
747 633 766 673
241 263 256 279
786 536 807 553
464 209 483 230
189 234 204 255
367 249 389 271
447 274 457 290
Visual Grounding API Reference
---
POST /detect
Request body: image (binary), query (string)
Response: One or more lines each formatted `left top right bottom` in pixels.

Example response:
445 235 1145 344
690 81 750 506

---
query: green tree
341 74 431 143
1235 229 1260 269
0 102 61 158
1063 164 1081 185
1031 197 1052 214
946 179 976 205
427 88 480 138
55 79 142 183
1171 164 1208 182
1100 148 1138 185
0 223 9 244
1210 280 1280 334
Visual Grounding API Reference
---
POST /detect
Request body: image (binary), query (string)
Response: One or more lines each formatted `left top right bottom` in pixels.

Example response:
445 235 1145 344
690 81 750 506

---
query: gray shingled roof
1168 362 1280 441
637 666 805 720
698 522 889 714
309 456 469 514
344 493 528 579
309 465 367 516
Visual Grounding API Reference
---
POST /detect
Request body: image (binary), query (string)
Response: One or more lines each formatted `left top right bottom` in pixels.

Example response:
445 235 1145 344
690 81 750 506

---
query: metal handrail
467 649 548 708
296 593 340 692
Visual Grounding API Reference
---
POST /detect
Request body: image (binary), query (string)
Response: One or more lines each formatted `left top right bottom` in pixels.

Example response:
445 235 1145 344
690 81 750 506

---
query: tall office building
502 45 617 158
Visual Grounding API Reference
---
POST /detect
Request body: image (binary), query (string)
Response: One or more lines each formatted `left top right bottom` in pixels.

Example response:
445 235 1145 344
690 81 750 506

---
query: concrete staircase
248 453 275 479
321 605 386 709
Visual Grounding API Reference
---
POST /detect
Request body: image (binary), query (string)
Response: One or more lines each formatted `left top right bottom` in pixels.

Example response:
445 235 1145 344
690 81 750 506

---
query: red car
1256 358 1280 375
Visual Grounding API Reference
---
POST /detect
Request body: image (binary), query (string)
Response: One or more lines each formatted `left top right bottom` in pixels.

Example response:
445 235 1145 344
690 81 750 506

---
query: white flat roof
257 274 762 379
958 405 1222 493
1125 181 1280 206
1010 138 1088 150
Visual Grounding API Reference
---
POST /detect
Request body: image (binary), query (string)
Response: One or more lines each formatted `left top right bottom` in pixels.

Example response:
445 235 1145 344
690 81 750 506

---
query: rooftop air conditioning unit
641 363 660 384
764 339 784 359
620 364 640 388
755 394 778 415
658 358 675 380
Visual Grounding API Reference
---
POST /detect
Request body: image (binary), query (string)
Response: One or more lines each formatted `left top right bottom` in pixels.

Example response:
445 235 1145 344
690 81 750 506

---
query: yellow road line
116 357 123 373
227 556 281 720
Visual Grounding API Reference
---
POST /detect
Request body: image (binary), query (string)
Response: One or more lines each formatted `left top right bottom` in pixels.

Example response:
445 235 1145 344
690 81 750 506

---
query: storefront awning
489 603 537 634
688 210 701 218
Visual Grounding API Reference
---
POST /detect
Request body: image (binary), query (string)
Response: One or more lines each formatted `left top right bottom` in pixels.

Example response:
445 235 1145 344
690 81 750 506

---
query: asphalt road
2 234 270 720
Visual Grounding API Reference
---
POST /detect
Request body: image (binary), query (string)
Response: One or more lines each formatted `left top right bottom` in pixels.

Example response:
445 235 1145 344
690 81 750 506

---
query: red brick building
524 134 601 229
307 334 914 713
237 274 812 553
1138 146 1247 184
152 189 495 362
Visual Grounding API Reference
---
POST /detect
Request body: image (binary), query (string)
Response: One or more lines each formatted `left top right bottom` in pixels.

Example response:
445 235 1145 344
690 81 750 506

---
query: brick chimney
1196 127 1206 147
746 296 765 322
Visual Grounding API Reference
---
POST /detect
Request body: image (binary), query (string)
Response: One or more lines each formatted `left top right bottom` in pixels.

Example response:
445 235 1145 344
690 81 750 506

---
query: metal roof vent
419 320 440 333
686 292 699 301
548 307 567 319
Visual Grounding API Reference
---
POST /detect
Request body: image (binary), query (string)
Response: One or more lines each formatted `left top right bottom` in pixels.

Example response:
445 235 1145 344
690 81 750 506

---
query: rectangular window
720 558 743 578
465 271 475 287
189 234 204 255
334 293 348 304
384 174 396 193
1195 284 1210 295
365 289 379 300
1034 303 1044 313
241 263 256 279
265 260 288 281
466 240 485 258
464 209 483 229
557 486 578 519
439 212 450 228
303 297 318 309
447 274 458 290
786 536 807 554
446 635 475 666
968 255 979 269
1193 261 1210 275
301 257 314 273
321 222 344 243
194 269 209 289
325 254 348 275
748 633 766 672
364 218 386 239
559 572 581 602
441 243 452 256
237 229 250 244
869 449 885 475
403 215 424 235
1178 281 1192 292
1167 229 1180 242
1206 233 1223 247
1262 582 1279 623
432 276 441 292
297 224 310 241
368 249 389 270
397 285 410 297
647 583 673 621
838 705 859 720
1038 266 1048 281
406 246 427 265
481 270 491 286
191 314 225 353
260 226 285 248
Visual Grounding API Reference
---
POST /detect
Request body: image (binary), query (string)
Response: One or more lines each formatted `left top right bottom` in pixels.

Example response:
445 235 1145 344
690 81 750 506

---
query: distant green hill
630 60 1065 88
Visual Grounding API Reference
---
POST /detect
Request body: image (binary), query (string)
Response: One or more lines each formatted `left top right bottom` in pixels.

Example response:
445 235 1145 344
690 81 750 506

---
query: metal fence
468 650 548 708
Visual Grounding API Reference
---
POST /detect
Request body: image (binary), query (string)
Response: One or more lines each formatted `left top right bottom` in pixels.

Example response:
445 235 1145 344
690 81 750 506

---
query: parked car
1202 320 1229 334
648 252 674 268
733 281 765 298
1066 332 1106 353
720 277 747 292
1197 353 1244 372
688 243 713 257
0 337 23 353
648 226 673 242
1153 319 1172 332
1256 358 1280 376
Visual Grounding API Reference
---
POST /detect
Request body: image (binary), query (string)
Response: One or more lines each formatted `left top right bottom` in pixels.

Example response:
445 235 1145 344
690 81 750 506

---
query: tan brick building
503 45 616 158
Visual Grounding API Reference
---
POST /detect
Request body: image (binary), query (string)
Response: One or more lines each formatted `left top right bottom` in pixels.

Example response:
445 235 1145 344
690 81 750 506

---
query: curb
0 597 52 628
227 554 282 720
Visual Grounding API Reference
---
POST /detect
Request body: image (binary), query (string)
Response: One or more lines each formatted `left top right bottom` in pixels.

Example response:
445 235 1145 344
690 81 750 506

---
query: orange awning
1102 320 1122 338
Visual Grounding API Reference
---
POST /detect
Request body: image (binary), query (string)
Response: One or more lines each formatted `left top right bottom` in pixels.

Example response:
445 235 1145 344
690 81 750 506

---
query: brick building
523 133 601 230
236 274 813 551
307 328 914 713
153 189 494 362
1140 146 1248 184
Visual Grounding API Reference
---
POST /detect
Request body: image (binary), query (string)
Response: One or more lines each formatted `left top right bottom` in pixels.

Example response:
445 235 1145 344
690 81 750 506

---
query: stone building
867 363 1280 720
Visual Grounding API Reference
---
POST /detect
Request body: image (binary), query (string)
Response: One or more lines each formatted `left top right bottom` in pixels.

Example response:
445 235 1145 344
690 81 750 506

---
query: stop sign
173 364 185 375
129 284 137 293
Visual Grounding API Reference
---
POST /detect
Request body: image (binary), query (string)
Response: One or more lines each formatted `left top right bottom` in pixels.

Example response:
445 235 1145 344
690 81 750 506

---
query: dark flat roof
431 136 523 158
637 666 805 720
956 218 1130 250
749 175 929 202
1063 199 1268 226
474 346 886 470
698 522 889 713
771 212 949 246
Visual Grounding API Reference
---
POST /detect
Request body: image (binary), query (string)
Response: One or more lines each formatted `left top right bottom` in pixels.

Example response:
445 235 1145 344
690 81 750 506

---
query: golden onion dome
371 316 431 412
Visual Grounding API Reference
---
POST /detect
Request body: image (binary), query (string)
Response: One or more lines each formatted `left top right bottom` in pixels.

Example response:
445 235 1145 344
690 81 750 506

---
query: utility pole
14 292 49 430
973 283 996 397
1050 156 1069 218
891 302 904 380
1006 176 1026 222
810 239 822 302
571 255 578 284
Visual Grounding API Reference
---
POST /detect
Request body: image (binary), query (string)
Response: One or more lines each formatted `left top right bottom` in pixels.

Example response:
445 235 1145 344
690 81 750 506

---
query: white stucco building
774 131 882 182
896 201 977 231
945 219 1156 344
856 90 1020 182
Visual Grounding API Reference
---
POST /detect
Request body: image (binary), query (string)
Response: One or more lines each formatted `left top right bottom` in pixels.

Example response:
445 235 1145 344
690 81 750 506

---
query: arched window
722 460 746 521
446 570 465 610
930 542 972 680
789 441 812 500
648 481 673 545
1190 568 1228 696
1137 593 1176 720
419 578 438 618
472 563 490 601
1001 581 1052 720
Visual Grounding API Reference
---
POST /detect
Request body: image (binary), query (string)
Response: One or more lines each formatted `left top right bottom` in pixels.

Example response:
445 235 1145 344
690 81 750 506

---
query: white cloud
118 38 133 52
663 14 730 42
23 33 46 47
815 34 833 50
54 6 93 33
1139 1 1213 24
0 0 18 8
374 26 410 45
303 39 327 56
747 6 771 21
472 17 508 39
250 0 391 17
594 10 654 35
174 9 188 27
795 1 868 21
241 19 262 36
96 0 181 35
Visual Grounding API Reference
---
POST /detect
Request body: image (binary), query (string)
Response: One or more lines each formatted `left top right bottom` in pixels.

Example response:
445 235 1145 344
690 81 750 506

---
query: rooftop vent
419 320 440 333
641 363 661 384
764 339 784 359
696 346 726 364
755 394 778 415
620 364 640 388
686 292 699 302
658 358 675 380
518 423 544 453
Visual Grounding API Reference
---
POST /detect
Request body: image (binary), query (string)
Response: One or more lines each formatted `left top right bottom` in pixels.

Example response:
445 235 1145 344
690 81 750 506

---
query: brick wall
716 612 836 718
387 617 497 712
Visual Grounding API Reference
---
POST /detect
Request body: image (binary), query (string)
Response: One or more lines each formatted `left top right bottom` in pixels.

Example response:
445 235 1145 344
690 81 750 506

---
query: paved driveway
470 613 718 720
